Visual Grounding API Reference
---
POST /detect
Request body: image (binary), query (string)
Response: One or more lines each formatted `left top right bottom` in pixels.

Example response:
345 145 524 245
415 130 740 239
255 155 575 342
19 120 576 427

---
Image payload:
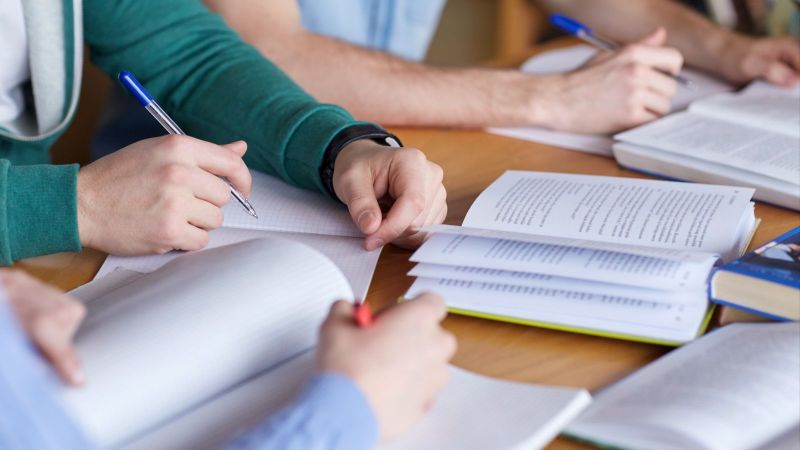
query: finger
191 142 252 197
187 199 224 231
50 346 85 386
764 61 800 87
337 166 383 236
641 89 672 117
323 300 357 328
637 27 667 47
223 140 248 158
390 186 447 249
172 224 210 251
188 169 232 207
641 68 678 99
366 152 430 250
621 43 683 75
390 293 448 323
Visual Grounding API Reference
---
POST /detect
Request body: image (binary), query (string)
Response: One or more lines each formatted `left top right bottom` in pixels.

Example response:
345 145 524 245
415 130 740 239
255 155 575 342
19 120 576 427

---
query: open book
406 171 758 344
614 81 800 210
96 170 381 298
488 45 733 156
565 323 800 450
62 238 591 450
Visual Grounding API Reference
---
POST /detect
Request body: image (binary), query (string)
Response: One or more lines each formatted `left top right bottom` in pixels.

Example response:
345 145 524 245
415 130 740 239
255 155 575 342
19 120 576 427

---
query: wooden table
16 127 799 449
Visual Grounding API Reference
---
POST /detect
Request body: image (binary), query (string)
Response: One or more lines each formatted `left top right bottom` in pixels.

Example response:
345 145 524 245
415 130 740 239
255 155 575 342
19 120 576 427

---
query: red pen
353 299 373 327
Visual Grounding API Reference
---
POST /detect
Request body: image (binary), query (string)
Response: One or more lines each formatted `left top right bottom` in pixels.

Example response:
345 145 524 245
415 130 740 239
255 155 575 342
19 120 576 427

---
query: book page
406 277 708 343
463 171 755 259
121 350 591 450
409 263 706 304
60 238 353 448
689 81 800 137
566 323 800 450
487 45 733 156
616 113 800 185
95 228 381 299
223 170 360 237
411 232 718 292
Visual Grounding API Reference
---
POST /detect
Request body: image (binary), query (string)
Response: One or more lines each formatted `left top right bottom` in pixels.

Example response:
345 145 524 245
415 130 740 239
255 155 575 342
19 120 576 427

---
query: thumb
638 27 667 47
326 300 356 324
338 172 382 236
223 140 248 158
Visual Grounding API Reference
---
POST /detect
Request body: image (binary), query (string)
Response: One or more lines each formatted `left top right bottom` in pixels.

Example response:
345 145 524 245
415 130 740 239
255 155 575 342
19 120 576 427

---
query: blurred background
56 0 800 165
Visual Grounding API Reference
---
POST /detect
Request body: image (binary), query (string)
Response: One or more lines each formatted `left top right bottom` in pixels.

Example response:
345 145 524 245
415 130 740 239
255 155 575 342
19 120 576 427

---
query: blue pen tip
118 71 153 107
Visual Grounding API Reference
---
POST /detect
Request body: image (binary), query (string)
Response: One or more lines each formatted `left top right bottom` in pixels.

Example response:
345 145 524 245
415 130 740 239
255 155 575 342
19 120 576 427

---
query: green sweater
0 0 365 265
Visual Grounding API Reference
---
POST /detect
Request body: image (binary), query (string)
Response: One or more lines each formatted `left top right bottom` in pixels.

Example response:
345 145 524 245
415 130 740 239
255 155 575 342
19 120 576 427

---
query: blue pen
549 14 693 88
118 71 258 218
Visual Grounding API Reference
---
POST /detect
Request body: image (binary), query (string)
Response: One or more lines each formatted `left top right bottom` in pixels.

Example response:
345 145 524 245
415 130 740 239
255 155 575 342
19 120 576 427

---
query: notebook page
122 350 591 450
222 170 360 237
615 112 800 185
487 45 733 156
566 323 800 450
689 81 800 137
463 171 755 259
406 277 708 343
409 263 706 304
411 233 717 291
61 239 353 448
95 228 381 299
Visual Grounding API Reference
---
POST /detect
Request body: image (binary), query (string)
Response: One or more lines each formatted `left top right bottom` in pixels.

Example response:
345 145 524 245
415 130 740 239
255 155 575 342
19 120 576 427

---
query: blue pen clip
118 71 154 107
549 14 591 36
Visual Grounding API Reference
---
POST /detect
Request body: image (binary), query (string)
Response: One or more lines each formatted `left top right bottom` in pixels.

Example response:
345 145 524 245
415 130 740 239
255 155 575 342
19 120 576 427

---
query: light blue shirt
298 0 447 61
0 298 377 450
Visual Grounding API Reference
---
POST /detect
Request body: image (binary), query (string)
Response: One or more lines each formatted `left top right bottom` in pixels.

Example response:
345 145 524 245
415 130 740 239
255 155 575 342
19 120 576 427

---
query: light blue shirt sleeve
0 293 377 450
0 299 97 450
297 0 446 61
226 373 379 450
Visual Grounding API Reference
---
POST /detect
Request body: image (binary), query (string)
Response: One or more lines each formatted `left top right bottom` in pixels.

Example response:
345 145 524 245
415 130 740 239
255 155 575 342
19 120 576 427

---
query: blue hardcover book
710 227 800 321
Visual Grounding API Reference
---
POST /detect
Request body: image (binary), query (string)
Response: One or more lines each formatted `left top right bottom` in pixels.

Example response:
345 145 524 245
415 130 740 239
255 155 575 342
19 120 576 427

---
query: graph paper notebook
65 239 591 450
406 171 758 345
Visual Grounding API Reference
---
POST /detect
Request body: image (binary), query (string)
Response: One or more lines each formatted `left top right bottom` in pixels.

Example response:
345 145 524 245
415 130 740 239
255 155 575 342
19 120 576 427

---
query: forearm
227 373 377 450
84 0 364 193
539 0 735 73
208 0 538 128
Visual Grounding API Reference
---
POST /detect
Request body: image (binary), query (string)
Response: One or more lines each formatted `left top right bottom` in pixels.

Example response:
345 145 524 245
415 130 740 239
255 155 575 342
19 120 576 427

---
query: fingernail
357 211 376 231
367 238 385 250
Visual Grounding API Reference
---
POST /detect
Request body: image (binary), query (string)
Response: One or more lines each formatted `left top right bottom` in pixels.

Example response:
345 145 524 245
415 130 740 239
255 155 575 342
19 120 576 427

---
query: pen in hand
117 71 259 218
353 299 373 327
549 14 694 89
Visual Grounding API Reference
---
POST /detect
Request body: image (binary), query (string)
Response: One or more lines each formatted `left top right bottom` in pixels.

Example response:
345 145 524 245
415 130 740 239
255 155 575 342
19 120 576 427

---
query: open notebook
488 45 733 155
96 170 381 298
565 323 800 450
614 81 800 210
406 171 758 345
64 238 591 450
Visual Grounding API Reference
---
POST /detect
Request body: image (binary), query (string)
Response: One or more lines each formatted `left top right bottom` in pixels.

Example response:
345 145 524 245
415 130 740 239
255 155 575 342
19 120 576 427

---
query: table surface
15 42 800 449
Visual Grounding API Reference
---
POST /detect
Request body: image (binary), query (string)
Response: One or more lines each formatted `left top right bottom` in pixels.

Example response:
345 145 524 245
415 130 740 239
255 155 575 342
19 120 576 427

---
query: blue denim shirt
0 298 377 450
298 0 446 61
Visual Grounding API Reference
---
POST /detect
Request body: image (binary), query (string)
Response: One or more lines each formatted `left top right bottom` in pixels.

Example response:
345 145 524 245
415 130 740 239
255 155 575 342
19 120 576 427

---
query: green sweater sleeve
83 0 365 193
0 161 81 265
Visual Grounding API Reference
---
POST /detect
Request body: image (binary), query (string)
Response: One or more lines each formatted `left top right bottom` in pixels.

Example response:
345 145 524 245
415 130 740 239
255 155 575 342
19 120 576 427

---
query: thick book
63 238 591 450
710 226 800 321
565 323 800 450
613 81 800 210
405 171 758 345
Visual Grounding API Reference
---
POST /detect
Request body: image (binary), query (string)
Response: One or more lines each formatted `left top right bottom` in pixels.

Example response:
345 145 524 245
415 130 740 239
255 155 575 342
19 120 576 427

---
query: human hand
332 139 446 250
1 270 86 386
525 28 683 133
77 136 252 255
715 34 800 87
316 294 456 439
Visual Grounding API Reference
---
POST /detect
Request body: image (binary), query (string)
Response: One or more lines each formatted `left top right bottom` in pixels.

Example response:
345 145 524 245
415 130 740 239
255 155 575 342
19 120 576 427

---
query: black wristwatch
319 124 402 198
